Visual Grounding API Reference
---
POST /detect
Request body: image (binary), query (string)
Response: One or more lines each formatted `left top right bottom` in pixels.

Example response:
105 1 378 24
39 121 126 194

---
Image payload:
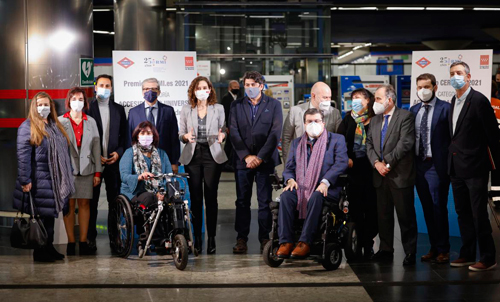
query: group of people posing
13 63 500 272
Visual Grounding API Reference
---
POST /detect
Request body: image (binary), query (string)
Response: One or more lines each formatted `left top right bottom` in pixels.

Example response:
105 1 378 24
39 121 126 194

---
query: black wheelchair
262 173 358 271
109 173 196 271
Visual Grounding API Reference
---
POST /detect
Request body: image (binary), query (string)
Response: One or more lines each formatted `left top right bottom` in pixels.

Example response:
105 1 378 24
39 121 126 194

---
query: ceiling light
353 45 363 50
338 7 378 10
338 51 354 60
330 7 337 10
387 7 425 10
227 46 231 50
426 7 464 10
219 69 226 75
473 7 500 11
166 8 176 11
364 43 372 47
93 8 112 12
248 15 285 19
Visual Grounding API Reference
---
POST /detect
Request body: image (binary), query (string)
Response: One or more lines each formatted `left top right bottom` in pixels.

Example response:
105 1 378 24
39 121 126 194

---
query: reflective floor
1 171 500 301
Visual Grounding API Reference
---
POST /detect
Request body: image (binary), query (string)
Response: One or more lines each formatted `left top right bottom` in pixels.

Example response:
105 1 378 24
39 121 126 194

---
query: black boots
47 244 65 260
207 237 216 254
66 242 76 256
79 241 95 255
33 247 55 262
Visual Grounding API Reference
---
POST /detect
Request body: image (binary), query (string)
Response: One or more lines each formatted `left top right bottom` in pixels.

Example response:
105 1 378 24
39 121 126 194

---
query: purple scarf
295 129 327 219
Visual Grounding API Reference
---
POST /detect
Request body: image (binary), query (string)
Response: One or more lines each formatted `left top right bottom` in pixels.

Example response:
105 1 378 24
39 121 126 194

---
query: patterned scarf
132 143 162 192
351 109 369 158
295 129 328 219
45 121 75 214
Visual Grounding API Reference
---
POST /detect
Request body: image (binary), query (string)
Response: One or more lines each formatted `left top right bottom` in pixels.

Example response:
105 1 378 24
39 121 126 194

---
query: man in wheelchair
277 108 348 259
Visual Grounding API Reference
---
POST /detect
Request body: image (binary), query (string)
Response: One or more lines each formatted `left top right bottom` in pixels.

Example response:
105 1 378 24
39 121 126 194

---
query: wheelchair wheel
172 234 189 270
322 244 342 271
111 195 134 258
343 222 358 261
263 240 284 268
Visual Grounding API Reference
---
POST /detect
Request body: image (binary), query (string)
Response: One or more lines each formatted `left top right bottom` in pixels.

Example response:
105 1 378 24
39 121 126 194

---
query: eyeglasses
305 119 323 124
142 87 159 92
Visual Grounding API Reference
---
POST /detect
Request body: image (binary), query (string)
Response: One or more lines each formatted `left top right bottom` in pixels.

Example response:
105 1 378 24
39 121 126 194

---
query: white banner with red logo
410 49 493 106
112 51 197 117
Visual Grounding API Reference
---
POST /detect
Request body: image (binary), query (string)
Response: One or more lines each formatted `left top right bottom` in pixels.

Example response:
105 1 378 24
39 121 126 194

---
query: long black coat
12 120 66 217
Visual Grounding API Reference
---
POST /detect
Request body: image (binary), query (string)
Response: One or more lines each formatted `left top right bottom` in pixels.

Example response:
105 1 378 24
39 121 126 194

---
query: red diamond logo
416 57 431 68
117 57 134 69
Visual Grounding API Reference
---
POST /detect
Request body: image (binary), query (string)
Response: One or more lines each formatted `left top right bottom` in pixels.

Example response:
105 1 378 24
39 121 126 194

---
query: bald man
282 82 342 163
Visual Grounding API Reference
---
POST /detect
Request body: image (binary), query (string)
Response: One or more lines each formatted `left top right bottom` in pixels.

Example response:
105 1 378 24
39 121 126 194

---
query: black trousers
88 163 121 242
348 157 378 251
451 173 496 264
184 144 222 238
376 180 418 255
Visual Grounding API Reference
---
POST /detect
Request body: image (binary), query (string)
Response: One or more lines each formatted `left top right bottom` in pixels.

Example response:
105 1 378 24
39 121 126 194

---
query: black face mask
231 89 240 95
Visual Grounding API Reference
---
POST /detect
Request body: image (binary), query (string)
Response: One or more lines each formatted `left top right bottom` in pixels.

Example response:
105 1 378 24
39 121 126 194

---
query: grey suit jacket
281 102 342 163
366 107 415 189
58 115 102 176
178 104 228 165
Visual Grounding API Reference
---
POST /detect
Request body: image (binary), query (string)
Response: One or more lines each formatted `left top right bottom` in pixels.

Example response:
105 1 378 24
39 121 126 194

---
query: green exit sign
80 58 94 87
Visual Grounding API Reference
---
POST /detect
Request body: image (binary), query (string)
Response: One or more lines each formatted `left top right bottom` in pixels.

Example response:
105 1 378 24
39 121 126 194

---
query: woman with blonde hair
13 92 75 262
179 76 227 254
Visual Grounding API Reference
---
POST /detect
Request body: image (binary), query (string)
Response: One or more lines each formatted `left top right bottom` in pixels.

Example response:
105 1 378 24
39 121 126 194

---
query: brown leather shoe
421 250 437 262
291 242 310 259
433 253 450 264
469 262 497 271
450 258 475 267
233 239 248 254
277 243 294 259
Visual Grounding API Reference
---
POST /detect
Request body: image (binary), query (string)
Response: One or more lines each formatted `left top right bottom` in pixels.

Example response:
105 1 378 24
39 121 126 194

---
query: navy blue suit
279 132 348 244
410 98 451 254
128 101 180 165
229 92 282 242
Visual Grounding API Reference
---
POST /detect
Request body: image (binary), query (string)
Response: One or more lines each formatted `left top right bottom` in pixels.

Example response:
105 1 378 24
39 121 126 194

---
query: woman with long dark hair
179 76 227 254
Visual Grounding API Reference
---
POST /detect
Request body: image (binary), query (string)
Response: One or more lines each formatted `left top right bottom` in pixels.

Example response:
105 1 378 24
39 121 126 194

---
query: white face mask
96 87 111 100
373 99 388 115
70 100 84 112
305 122 324 138
138 135 154 148
319 100 331 111
37 106 50 119
417 88 433 103
195 90 210 101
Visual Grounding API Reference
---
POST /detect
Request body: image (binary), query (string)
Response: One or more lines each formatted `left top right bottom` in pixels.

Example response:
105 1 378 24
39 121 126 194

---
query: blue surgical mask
96 87 111 100
245 87 261 99
450 75 466 90
144 90 158 103
351 99 363 113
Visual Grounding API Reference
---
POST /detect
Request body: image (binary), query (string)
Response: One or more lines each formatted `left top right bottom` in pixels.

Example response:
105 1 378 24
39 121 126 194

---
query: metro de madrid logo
416 57 431 68
117 57 134 69
185 57 194 70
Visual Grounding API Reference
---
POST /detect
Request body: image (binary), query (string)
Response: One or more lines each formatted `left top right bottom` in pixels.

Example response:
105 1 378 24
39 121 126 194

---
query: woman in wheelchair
276 108 348 259
119 121 172 248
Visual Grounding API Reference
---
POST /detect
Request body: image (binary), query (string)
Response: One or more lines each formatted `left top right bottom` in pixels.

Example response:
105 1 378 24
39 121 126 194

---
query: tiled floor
2 171 500 301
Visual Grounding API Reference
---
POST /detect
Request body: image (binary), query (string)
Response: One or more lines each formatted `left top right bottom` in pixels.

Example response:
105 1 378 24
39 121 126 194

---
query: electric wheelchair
262 173 358 271
109 172 196 271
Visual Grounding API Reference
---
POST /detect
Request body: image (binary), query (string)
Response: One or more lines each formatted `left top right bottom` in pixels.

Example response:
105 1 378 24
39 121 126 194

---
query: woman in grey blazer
179 76 227 254
59 87 102 256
